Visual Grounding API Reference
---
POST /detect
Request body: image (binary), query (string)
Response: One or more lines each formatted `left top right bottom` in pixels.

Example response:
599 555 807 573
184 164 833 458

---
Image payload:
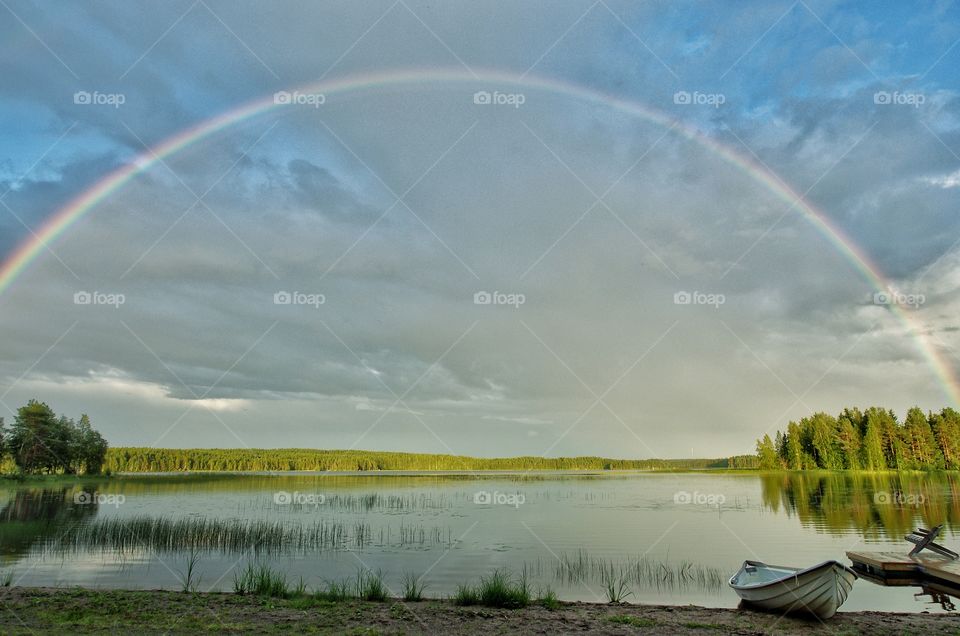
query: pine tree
8 400 63 473
903 407 941 469
836 415 862 470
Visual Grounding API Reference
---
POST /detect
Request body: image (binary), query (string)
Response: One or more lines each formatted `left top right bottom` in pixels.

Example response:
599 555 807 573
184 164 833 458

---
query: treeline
0 400 109 475
756 406 960 470
105 448 728 473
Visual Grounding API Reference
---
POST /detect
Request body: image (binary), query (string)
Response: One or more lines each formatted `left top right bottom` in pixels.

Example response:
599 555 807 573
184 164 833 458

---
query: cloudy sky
1 0 959 458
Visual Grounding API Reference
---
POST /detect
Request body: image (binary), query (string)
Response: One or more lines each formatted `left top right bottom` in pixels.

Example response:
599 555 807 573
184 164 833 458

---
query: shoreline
1 587 957 635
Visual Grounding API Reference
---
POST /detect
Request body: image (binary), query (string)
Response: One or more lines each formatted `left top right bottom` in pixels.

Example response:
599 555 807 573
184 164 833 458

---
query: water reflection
0 487 98 561
760 472 960 539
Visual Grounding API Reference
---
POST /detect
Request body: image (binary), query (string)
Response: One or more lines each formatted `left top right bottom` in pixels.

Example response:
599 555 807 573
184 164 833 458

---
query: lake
1 471 957 612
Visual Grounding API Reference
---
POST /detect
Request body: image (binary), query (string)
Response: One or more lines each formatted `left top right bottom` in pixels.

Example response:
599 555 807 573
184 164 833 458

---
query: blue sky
1 0 959 457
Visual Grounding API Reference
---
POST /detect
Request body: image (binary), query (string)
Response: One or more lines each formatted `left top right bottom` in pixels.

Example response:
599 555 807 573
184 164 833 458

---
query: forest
756 406 960 470
104 448 739 472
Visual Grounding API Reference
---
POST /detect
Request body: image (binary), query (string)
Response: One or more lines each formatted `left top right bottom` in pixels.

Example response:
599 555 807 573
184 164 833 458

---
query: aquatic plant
402 572 426 601
355 569 387 601
549 549 723 592
453 570 530 609
232 563 290 597
50 515 451 555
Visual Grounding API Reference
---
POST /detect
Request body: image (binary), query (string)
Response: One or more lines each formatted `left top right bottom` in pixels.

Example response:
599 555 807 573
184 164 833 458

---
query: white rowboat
729 560 857 619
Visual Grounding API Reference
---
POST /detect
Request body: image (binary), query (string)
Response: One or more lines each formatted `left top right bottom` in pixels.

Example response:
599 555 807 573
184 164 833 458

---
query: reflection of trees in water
0 488 99 561
760 472 960 539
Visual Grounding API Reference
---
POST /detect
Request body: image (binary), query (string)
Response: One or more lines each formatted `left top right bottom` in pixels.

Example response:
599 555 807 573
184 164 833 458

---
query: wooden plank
846 551 924 572
847 550 960 586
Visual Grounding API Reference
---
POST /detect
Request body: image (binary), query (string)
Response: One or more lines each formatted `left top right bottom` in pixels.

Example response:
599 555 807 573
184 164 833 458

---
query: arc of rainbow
1 68 956 405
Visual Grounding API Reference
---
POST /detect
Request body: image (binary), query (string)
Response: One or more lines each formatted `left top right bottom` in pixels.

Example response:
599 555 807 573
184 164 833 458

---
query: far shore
1 587 957 635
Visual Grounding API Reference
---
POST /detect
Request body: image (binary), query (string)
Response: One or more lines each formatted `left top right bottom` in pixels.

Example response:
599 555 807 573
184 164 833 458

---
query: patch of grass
477 570 530 609
355 570 388 601
537 586 560 610
402 572 425 601
232 563 290 598
682 622 725 630
607 615 657 627
452 583 480 606
315 578 354 602
2 571 13 587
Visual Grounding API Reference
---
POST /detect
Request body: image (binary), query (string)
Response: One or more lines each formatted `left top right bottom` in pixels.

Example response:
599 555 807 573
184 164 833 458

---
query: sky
1 0 959 458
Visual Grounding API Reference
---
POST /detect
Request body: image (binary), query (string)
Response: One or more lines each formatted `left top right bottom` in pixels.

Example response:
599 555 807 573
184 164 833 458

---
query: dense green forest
105 448 740 473
0 400 109 475
756 406 960 470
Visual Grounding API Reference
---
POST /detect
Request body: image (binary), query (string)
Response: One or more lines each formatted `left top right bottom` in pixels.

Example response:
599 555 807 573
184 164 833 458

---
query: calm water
2 471 958 612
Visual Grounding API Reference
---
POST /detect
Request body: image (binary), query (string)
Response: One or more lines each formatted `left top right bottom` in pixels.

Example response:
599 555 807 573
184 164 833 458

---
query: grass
402 573 425 601
355 570 387 602
232 563 291 598
1 571 13 587
178 548 202 593
315 579 353 602
453 570 530 609
682 622 725 630
603 572 632 603
452 583 480 606
537 586 560 610
607 615 657 627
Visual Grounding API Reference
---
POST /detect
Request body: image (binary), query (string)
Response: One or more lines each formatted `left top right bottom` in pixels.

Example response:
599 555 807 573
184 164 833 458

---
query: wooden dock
847 550 960 587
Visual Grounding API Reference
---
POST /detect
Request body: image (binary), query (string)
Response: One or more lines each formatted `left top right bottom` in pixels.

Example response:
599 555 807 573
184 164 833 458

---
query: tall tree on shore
756 434 780 469
3 401 109 475
903 407 941 469
808 413 842 469
8 400 63 473
859 412 886 471
75 414 108 475
932 408 960 470
784 422 804 469
836 413 862 470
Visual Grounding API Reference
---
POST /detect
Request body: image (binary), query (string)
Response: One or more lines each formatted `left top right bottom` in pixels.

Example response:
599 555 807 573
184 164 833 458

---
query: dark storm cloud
1 0 959 455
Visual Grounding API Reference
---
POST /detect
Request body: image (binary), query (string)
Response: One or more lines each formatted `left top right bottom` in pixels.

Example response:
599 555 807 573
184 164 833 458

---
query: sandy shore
0 587 957 634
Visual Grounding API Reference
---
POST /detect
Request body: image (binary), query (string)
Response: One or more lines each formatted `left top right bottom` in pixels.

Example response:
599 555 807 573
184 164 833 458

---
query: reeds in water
50 515 451 555
550 549 723 592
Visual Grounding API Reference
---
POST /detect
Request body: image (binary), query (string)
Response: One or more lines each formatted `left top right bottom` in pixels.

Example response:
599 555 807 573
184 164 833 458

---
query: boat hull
729 560 857 619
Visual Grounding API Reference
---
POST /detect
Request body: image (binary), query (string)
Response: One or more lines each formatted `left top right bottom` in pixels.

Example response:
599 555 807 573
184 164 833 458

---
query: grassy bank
0 587 955 635
104 448 749 473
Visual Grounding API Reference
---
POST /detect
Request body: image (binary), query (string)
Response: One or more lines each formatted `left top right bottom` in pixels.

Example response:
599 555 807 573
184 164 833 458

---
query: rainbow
2 68 956 404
